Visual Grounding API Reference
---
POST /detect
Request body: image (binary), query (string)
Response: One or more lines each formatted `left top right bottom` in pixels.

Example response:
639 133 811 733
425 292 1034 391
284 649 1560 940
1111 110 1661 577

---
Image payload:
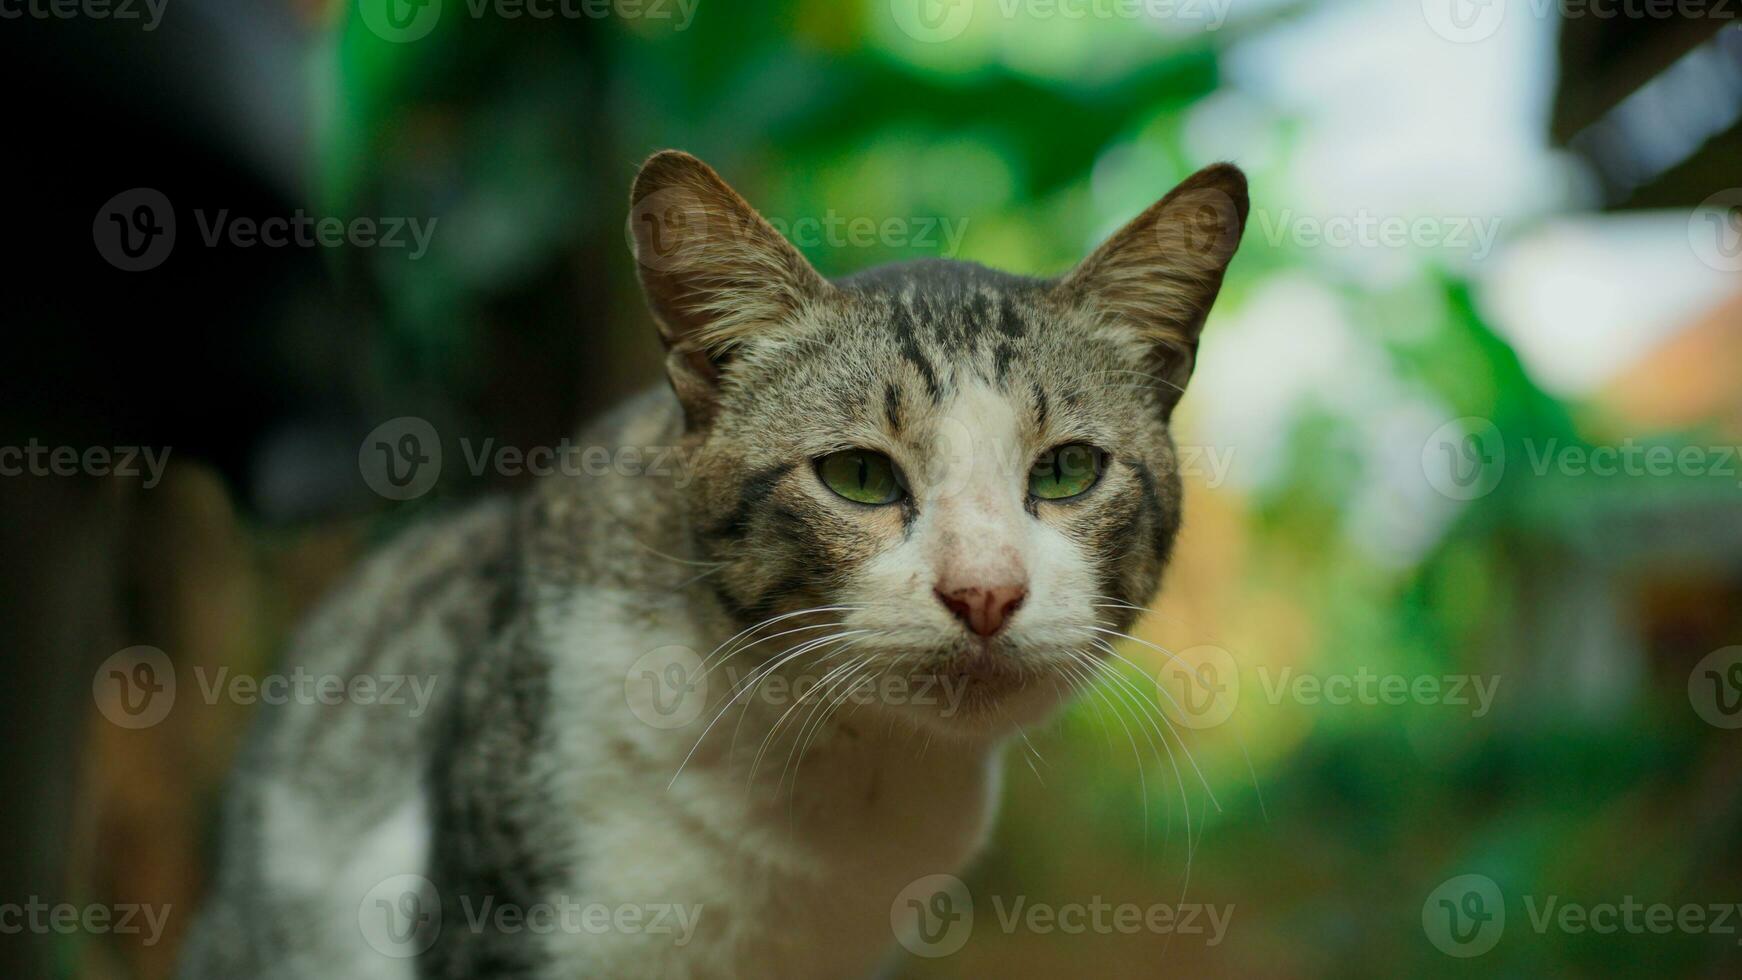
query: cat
177 149 1247 979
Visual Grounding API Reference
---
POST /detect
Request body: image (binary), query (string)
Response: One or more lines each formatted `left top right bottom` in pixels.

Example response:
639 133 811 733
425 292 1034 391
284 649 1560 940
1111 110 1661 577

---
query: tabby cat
178 150 1247 978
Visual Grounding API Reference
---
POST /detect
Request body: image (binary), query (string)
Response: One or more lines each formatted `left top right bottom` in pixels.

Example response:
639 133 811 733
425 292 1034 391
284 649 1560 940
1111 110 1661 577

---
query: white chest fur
537 589 1006 978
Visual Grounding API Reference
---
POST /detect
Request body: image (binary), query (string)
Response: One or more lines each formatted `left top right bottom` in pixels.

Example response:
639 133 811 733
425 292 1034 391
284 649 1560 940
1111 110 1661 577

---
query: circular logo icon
625 186 712 274
357 0 442 43
1689 189 1742 273
1420 0 1504 43
890 0 974 43
625 645 708 729
1422 873 1504 958
93 645 176 729
359 874 441 958
891 873 973 957
1156 643 1239 730
1689 645 1742 729
93 188 176 272
360 417 442 501
1421 416 1505 501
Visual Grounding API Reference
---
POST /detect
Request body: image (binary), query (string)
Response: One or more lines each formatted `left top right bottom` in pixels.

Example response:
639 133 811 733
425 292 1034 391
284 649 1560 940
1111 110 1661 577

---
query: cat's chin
877 656 1076 740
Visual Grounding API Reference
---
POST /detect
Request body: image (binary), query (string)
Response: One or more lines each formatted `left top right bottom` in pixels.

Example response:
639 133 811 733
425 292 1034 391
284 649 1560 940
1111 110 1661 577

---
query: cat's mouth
902 647 1065 726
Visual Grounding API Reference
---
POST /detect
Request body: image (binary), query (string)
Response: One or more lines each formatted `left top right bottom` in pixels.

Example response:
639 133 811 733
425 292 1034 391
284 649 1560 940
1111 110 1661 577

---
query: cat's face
630 151 1246 737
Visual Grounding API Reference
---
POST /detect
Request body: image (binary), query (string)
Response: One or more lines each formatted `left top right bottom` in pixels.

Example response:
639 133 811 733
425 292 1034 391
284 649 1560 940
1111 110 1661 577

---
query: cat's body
179 390 1000 979
180 152 1247 979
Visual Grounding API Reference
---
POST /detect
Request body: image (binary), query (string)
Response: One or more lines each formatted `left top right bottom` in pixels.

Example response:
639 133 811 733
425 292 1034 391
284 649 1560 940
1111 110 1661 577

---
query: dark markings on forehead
883 382 903 432
890 302 943 403
996 293 1024 340
1032 383 1049 429
994 341 1016 384
837 259 1048 398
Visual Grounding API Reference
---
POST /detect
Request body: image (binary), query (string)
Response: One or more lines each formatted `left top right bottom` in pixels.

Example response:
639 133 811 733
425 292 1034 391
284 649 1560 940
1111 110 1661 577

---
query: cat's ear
1054 163 1248 415
628 150 830 425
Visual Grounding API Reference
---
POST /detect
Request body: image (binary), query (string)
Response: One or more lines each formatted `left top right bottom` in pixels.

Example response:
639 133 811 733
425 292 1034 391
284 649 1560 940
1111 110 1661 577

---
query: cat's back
181 496 519 978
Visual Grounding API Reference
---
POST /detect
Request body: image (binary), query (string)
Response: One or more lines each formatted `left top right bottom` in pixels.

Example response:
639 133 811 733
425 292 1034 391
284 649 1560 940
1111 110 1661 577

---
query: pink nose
935 584 1027 637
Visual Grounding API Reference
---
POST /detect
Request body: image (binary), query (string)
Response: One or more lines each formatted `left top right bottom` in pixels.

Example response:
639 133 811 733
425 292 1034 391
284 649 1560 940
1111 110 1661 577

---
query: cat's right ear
628 150 830 426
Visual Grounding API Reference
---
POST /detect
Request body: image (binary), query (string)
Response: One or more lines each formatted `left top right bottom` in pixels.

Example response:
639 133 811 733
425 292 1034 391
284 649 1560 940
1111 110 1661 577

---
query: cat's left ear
1053 163 1248 415
628 150 832 428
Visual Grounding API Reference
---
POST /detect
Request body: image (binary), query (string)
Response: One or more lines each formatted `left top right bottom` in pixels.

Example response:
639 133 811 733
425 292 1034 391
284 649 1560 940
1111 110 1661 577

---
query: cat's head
629 150 1246 737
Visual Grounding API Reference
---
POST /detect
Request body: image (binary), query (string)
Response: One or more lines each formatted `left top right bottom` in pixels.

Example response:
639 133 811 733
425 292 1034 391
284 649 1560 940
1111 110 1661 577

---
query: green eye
817 449 904 505
1029 444 1105 500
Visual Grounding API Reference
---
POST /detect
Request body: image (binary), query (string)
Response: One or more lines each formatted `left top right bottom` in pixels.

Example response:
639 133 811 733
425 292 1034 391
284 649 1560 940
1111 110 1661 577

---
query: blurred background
2 0 1740 976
